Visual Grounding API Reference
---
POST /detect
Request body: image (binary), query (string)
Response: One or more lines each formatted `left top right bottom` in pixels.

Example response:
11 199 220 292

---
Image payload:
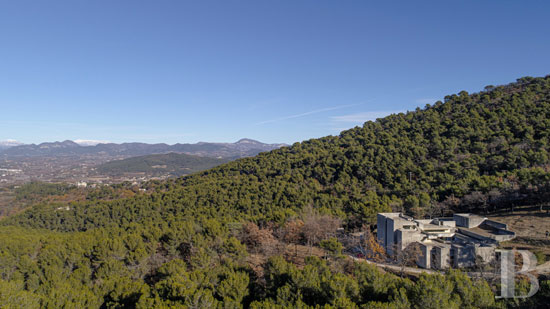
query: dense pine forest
1 76 550 307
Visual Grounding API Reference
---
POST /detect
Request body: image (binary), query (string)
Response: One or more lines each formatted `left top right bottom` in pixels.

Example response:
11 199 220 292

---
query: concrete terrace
377 213 515 269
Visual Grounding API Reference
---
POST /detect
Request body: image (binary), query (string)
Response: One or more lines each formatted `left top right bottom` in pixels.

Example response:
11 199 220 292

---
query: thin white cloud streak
330 111 403 123
255 103 361 125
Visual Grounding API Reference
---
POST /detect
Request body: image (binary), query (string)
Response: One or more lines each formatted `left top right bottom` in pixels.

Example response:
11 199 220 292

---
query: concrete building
377 212 515 269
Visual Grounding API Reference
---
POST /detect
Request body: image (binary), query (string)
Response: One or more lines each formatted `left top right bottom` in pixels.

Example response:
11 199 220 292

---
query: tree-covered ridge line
6 76 550 232
96 152 230 177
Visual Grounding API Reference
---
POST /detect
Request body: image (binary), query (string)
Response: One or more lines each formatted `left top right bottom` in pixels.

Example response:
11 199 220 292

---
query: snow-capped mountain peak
74 139 110 146
0 139 24 147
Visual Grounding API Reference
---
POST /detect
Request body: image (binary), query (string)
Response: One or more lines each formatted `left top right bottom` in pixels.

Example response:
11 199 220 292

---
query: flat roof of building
421 223 452 230
378 212 401 217
461 224 502 238
454 213 486 219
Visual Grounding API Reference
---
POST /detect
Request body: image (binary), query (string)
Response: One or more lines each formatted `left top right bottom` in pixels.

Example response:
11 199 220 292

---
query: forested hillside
96 152 229 176
8 76 550 231
1 76 550 307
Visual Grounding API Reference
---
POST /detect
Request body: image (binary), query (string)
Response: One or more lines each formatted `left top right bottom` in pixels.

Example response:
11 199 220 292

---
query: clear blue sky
1 1 549 145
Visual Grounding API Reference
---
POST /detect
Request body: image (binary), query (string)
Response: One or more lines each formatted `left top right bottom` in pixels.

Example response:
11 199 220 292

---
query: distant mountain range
0 139 287 158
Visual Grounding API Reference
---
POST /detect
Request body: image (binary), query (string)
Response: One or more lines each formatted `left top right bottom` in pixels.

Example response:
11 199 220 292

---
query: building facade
377 213 515 269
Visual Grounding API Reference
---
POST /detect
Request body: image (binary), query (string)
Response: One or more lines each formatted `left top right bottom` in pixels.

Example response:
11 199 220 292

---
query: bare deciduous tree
392 242 423 277
462 191 487 213
240 222 280 256
443 194 460 212
301 207 341 254
280 219 304 257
